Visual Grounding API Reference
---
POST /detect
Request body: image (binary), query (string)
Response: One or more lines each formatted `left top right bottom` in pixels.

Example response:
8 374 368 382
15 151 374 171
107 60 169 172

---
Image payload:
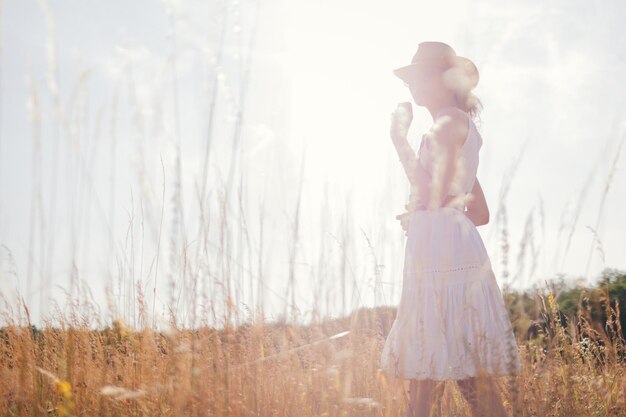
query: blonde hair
454 89 483 124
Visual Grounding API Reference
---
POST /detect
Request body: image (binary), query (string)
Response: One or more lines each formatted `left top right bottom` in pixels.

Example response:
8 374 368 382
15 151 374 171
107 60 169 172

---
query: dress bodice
407 111 482 210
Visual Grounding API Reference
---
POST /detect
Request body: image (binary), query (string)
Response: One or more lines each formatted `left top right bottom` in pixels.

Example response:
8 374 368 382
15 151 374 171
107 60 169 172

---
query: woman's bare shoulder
432 107 469 147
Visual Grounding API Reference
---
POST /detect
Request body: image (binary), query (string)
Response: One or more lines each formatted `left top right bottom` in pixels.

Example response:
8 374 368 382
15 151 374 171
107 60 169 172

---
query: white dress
380 111 522 380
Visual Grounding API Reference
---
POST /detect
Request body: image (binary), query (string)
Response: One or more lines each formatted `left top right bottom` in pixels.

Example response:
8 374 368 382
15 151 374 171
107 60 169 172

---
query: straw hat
393 41 479 93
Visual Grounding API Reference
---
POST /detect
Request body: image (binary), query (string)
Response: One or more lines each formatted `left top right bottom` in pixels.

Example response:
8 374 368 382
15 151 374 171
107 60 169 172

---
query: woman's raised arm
390 102 432 198
390 102 419 182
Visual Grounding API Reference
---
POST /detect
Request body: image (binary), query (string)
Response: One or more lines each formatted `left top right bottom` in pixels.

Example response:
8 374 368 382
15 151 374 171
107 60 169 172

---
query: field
2 284 626 416
3 2 626 416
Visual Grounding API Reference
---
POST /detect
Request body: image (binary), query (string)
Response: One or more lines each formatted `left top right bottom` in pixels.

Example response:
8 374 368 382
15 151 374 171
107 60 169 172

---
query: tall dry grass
1 286 626 416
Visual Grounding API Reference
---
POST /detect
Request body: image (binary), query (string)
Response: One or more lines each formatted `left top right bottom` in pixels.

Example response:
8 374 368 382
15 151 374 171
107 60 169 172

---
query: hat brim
393 55 479 88
392 61 436 83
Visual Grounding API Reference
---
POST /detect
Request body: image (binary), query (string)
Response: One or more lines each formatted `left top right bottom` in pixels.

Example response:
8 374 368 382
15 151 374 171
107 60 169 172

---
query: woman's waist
395 195 465 225
405 194 466 212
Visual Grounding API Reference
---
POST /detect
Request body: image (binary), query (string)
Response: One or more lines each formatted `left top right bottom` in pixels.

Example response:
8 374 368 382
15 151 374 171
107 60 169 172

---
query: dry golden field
2 285 626 417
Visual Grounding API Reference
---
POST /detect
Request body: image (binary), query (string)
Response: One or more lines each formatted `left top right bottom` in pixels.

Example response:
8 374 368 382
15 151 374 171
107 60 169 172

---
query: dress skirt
380 206 522 380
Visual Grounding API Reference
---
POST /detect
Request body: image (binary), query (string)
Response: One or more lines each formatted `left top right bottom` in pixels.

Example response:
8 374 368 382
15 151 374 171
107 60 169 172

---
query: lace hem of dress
383 366 522 381
422 264 481 273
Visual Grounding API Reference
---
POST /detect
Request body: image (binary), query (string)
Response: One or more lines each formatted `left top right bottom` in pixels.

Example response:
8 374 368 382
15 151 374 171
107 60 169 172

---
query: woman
380 41 522 417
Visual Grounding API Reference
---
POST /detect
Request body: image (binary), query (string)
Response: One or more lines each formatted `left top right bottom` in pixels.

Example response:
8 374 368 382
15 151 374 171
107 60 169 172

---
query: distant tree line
503 268 626 353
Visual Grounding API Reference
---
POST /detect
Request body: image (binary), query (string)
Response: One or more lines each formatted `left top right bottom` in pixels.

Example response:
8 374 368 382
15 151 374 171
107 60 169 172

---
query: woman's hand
463 178 490 226
390 102 413 142
395 211 412 236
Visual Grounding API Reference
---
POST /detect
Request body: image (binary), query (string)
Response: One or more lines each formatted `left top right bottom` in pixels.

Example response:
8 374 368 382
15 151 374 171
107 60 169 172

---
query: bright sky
1 0 625 328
